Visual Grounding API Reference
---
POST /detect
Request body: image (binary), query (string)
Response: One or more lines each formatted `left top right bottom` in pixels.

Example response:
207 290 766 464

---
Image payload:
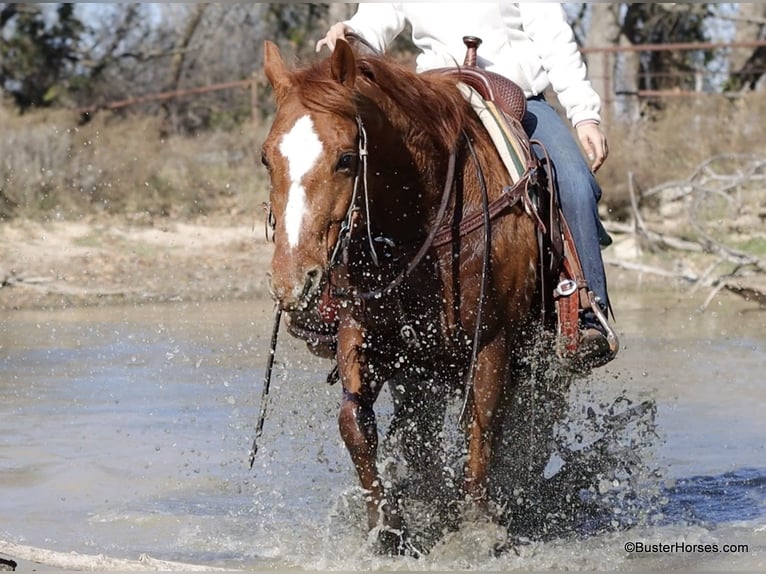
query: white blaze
278 114 323 248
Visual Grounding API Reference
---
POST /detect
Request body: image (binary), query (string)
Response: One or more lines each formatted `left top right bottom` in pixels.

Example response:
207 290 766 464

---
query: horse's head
261 40 361 311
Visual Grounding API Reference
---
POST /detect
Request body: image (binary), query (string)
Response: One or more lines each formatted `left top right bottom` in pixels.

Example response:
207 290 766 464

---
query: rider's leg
521 96 611 314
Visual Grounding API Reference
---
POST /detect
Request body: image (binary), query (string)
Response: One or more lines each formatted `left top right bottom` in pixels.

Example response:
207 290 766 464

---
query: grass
732 236 766 256
0 101 268 222
1 91 764 237
72 230 107 249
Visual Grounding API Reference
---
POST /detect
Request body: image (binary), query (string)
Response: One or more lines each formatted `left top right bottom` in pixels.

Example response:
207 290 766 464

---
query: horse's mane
287 58 358 121
288 53 471 154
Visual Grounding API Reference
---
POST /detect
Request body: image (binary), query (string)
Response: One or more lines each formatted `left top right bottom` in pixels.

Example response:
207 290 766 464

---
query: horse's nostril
306 267 321 283
307 267 322 291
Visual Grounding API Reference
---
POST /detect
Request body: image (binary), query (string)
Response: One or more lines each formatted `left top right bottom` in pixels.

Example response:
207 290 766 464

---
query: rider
316 3 615 366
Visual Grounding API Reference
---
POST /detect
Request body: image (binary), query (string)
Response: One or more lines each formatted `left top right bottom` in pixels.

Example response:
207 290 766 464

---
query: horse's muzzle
269 266 325 312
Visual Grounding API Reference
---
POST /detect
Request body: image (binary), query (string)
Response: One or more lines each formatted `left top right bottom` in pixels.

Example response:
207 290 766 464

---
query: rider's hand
316 23 353 53
575 121 608 173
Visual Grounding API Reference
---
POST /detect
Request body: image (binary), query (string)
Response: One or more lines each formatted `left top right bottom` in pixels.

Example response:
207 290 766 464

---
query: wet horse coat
261 39 541 549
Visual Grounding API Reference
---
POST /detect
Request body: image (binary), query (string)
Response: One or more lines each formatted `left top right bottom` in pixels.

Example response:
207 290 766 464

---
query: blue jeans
522 97 610 311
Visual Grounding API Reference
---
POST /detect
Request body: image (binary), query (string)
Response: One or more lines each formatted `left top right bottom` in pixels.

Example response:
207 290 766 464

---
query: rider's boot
575 304 617 370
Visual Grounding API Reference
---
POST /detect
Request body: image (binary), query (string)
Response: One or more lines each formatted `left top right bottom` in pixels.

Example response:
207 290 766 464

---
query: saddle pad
457 83 528 184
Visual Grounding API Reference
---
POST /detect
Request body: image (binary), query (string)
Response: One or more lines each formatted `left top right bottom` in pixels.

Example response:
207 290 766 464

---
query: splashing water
1 299 765 571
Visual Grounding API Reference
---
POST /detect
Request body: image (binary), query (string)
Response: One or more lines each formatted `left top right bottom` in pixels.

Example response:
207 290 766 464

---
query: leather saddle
431 36 618 367
426 36 527 122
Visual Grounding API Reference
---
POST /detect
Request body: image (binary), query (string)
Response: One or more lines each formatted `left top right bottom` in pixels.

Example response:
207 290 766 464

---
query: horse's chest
361 289 468 373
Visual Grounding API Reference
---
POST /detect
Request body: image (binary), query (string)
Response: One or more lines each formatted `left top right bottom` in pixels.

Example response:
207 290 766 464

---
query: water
1 294 764 570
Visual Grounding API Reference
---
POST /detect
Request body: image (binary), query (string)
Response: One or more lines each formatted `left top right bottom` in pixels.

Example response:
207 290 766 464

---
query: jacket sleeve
521 4 602 126
343 3 406 53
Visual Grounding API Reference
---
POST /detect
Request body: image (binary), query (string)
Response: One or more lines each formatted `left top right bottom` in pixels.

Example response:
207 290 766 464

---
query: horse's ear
330 39 357 87
263 40 291 97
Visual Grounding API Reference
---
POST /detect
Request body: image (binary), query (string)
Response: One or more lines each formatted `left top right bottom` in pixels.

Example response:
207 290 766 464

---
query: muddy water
1 293 764 570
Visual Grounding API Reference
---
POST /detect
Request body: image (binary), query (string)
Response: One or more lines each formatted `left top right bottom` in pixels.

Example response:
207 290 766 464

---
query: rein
326 116 529 303
459 132 492 423
326 115 458 302
248 305 282 469
323 114 500 424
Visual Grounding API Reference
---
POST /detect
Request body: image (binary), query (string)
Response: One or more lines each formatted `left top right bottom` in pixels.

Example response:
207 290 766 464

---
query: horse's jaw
280 278 339 360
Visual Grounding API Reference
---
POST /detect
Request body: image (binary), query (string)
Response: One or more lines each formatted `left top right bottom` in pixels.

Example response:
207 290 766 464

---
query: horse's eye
336 152 357 173
260 151 271 170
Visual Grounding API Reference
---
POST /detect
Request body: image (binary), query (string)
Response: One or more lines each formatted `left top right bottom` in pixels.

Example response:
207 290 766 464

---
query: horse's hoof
493 535 531 558
374 527 409 556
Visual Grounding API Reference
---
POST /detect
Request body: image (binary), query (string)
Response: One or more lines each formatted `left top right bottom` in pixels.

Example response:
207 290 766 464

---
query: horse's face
261 41 360 311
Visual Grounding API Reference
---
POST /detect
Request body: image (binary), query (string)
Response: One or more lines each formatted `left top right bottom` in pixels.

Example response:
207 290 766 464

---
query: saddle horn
463 36 483 67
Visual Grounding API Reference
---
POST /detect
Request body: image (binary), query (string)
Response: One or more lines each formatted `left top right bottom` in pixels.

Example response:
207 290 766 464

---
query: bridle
325 114 459 303
326 116 374 270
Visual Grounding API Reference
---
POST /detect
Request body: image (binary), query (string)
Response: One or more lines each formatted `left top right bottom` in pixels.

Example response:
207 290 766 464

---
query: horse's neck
363 89 501 236
364 120 439 239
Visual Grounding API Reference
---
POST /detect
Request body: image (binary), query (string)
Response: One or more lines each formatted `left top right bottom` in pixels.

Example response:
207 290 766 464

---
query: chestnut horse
261 39 544 550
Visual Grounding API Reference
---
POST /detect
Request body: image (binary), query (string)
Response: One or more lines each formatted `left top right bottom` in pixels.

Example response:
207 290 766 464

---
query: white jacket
344 2 601 126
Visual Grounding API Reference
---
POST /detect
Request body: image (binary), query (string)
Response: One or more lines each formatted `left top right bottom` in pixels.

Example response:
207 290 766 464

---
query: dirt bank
1 215 762 313
0 216 273 311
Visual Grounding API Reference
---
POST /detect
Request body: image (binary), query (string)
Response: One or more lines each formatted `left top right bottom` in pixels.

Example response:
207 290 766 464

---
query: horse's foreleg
338 386 381 528
336 316 402 541
465 332 508 505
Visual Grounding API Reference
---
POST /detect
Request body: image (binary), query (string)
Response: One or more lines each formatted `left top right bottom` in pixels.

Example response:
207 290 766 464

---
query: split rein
322 117 493 425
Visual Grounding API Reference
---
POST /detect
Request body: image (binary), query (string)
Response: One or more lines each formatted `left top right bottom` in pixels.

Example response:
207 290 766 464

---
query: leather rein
325 115 459 301
323 112 531 302
320 111 531 422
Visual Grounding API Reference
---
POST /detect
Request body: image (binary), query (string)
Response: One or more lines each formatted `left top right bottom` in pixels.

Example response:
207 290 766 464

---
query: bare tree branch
169 4 209 91
605 153 766 309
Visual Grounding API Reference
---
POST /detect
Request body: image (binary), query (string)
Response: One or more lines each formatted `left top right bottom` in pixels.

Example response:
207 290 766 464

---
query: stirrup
588 292 619 361
557 291 619 372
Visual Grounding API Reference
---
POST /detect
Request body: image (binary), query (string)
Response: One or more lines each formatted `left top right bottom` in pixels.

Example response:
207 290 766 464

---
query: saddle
432 36 618 365
429 36 527 123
